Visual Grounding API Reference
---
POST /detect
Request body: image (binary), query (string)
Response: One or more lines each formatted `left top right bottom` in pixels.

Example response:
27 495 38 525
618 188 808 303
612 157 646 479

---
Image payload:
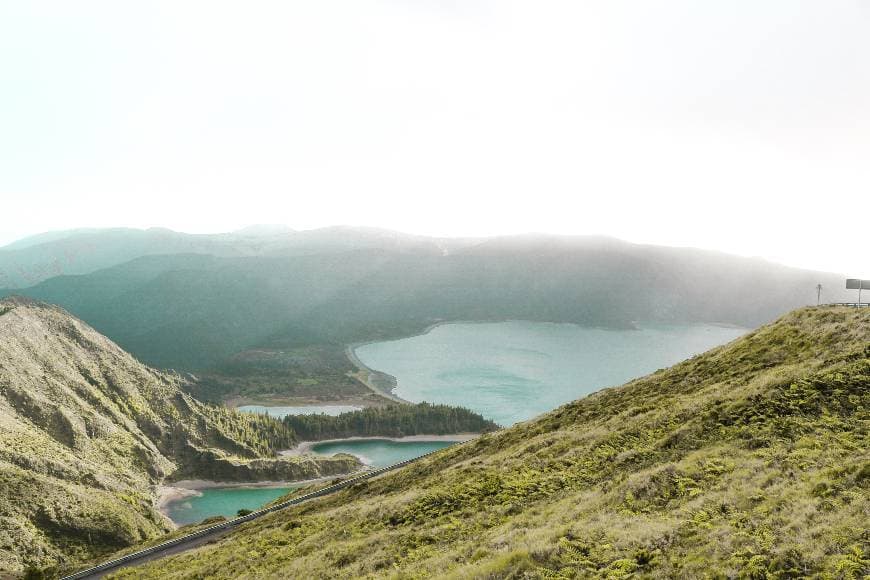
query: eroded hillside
0 297 359 573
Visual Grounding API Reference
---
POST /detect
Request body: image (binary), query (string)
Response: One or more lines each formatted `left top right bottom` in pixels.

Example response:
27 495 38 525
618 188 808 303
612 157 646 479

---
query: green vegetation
0 297 497 576
282 403 500 440
0 297 361 575
106 307 869 579
3 231 846 406
193 403 297 456
189 344 377 405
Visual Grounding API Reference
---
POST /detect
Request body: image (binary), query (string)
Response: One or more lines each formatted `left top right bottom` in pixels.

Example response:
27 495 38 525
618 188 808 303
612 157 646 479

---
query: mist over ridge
0 225 852 376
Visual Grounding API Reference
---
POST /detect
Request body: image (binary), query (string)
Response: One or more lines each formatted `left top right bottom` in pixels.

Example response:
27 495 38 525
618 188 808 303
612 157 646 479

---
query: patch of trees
198 404 297 456
283 403 499 441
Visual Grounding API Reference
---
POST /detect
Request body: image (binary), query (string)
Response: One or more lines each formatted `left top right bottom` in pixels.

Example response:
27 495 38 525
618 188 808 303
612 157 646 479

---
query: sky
0 1 868 276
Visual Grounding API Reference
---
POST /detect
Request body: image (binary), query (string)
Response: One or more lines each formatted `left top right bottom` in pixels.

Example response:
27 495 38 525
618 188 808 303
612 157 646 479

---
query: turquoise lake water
168 321 743 525
355 321 746 425
238 404 361 418
165 486 297 526
311 439 457 468
164 440 459 524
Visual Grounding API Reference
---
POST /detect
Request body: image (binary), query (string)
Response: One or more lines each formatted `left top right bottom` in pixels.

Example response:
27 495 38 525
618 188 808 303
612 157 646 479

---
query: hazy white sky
1 1 868 276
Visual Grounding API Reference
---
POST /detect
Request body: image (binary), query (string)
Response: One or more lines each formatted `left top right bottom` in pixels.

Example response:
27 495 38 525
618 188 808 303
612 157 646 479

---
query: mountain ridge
0 226 848 289
2 240 849 373
1 227 855 411
0 226 477 288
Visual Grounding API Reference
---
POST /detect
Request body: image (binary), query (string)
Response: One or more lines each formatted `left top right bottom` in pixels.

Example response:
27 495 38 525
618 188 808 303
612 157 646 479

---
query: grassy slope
0 298 359 574
191 343 377 405
112 307 869 579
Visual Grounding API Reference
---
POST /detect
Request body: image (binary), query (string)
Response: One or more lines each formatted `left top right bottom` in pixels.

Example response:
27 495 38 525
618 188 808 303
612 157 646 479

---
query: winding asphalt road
62 449 446 579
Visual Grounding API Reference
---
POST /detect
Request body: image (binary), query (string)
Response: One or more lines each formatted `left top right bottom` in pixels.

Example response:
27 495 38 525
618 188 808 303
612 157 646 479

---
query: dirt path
344 343 409 403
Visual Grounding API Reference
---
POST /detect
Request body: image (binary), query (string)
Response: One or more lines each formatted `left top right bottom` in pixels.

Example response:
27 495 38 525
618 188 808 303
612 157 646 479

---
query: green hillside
107 306 869 579
0 297 361 574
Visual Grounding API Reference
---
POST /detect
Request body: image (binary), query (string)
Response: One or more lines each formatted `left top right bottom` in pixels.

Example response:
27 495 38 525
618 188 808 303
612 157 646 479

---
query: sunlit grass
103 307 869 579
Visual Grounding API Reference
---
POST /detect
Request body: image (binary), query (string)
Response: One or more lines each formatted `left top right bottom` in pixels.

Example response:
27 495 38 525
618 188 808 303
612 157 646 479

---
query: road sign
847 279 870 305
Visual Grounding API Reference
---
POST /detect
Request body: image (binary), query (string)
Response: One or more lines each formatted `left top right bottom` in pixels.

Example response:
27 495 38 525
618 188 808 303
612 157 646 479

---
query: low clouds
0 1 868 275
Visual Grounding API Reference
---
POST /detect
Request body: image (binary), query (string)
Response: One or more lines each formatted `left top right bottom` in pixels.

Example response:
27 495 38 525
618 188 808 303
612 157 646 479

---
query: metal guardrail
825 303 869 308
62 446 452 579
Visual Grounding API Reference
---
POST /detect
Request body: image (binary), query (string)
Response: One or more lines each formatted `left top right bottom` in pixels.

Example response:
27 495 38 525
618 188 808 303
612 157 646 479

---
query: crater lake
354 321 746 425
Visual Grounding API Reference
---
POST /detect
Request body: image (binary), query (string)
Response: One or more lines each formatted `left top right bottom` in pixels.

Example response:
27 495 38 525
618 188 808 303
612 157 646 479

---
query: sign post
846 279 870 305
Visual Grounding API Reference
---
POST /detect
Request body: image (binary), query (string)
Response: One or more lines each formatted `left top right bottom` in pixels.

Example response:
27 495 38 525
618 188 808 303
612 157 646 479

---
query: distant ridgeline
282 403 500 441
0 229 851 376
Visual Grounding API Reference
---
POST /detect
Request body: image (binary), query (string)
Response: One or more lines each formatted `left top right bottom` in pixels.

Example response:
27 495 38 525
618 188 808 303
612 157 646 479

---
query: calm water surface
355 321 746 425
311 439 457 468
165 486 297 526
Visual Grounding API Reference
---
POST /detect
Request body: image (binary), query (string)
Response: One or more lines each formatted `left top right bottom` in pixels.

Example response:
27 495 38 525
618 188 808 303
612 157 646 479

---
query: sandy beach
280 433 480 457
156 486 200 512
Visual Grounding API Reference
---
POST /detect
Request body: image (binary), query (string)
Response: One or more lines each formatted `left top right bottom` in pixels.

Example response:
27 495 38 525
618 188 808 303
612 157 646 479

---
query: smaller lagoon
164 486 297 526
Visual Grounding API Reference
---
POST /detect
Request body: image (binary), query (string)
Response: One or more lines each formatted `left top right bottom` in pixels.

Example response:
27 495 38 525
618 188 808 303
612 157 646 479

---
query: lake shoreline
225 394 380 409
347 320 748 425
156 471 367 520
346 319 500 403
345 318 651 403
228 318 702 411
345 343 409 404
281 433 480 457
156 433 475 524
235 404 363 418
